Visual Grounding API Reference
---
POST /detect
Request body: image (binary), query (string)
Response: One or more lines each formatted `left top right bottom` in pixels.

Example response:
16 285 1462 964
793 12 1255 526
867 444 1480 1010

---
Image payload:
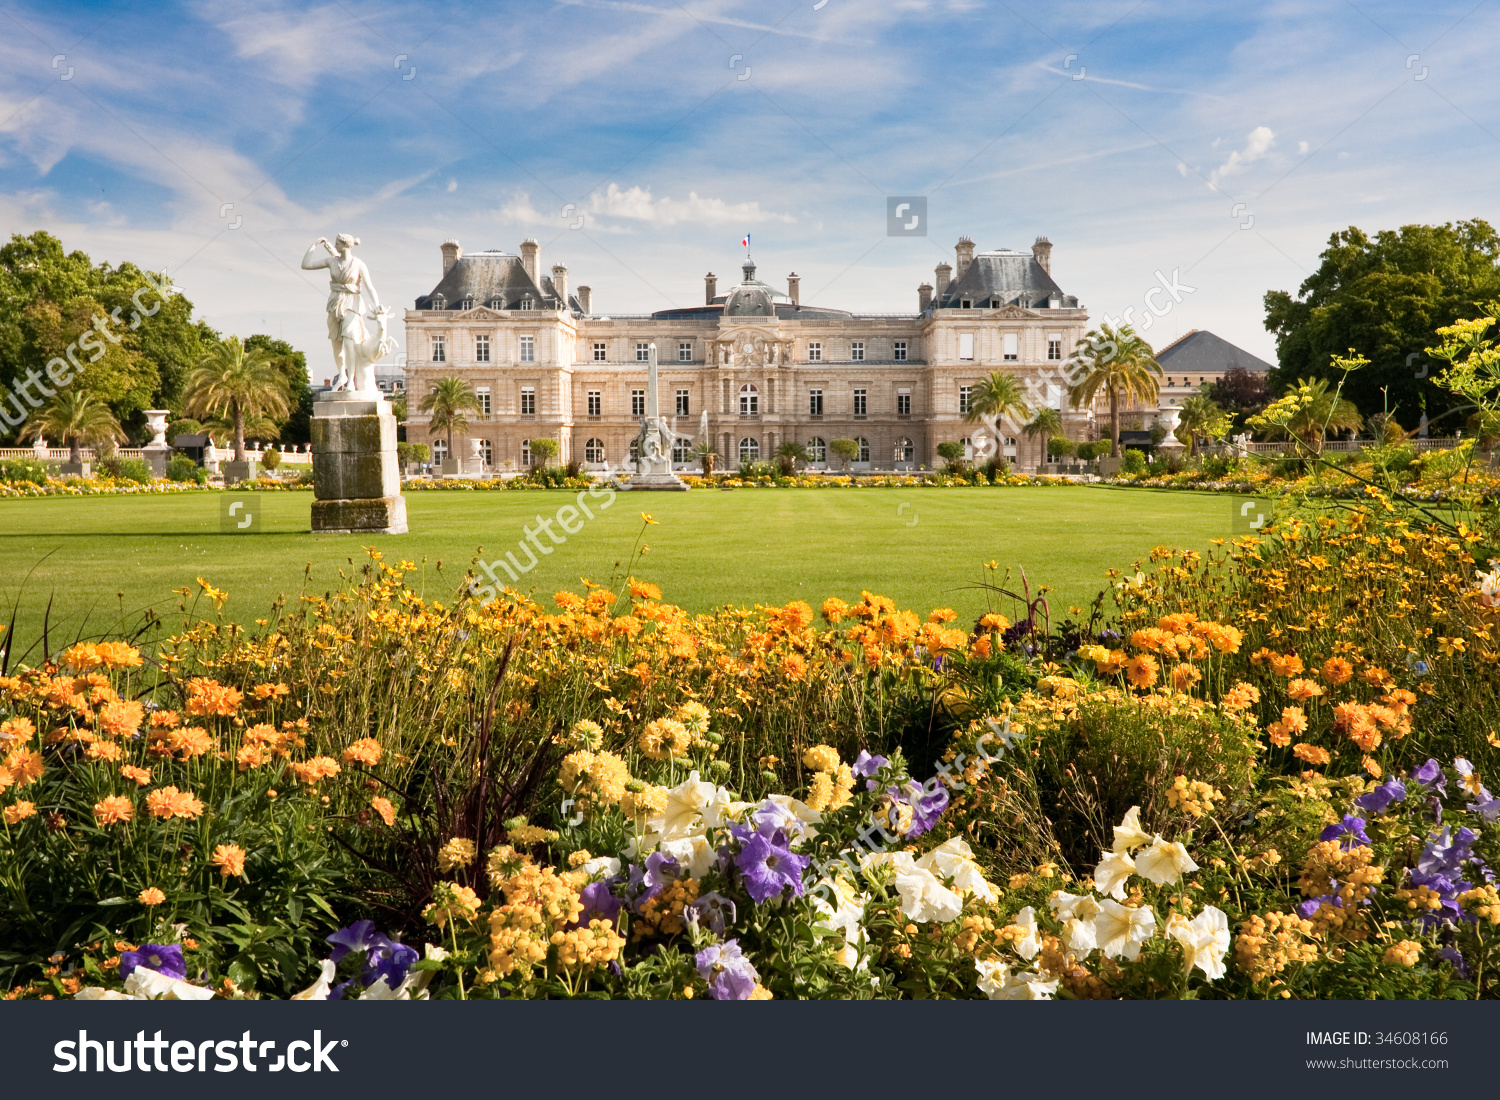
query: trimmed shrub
1121 447 1147 475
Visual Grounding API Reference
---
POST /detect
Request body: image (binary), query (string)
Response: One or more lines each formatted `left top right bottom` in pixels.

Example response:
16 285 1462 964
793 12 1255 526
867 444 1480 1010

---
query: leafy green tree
22 389 123 464
829 437 860 470
183 336 291 464
529 437 559 468
1066 323 1163 457
1174 394 1233 456
244 335 312 445
418 376 480 458
935 440 966 471
1264 220 1500 426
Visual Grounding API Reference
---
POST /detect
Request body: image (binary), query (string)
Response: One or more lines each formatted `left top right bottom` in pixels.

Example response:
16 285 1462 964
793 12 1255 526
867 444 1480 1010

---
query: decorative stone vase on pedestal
467 437 486 478
142 410 172 477
311 392 407 533
624 344 689 491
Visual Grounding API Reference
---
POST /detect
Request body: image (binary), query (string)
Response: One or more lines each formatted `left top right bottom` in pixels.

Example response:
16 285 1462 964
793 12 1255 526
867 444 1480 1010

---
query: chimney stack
577 285 592 315
520 238 541 284
1032 235 1052 275
705 272 718 305
954 237 976 280
551 263 569 309
441 238 462 275
787 272 800 306
918 282 934 312
934 262 952 302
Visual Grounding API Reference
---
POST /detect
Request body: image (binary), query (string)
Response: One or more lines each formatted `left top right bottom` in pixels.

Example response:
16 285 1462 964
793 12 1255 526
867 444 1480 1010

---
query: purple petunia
1455 758 1500 822
694 938 759 1000
1320 814 1372 851
119 943 186 981
1410 758 1448 797
641 851 681 903
575 880 623 927
325 921 419 991
852 751 888 785
1354 778 1407 815
685 892 736 936
735 829 809 904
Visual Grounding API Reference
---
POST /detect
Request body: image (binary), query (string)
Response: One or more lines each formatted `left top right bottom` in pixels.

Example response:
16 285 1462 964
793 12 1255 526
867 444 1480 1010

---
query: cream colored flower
865 852 964 923
291 960 336 1000
1135 836 1199 886
1166 904 1231 980
1112 805 1153 853
974 958 1010 998
995 970 1060 1000
658 771 719 839
1063 915 1098 955
1093 899 1156 960
123 968 214 1001
916 837 996 901
659 834 716 879
1010 905 1040 960
1093 851 1136 900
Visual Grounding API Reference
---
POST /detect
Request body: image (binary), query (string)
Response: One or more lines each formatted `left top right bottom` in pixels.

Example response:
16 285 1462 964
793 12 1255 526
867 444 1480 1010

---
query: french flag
741 233 751 249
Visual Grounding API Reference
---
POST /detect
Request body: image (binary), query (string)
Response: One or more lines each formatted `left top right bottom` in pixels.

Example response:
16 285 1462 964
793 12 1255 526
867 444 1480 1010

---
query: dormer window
960 299 972 309
460 297 473 311
520 298 534 311
430 296 445 310
488 298 503 310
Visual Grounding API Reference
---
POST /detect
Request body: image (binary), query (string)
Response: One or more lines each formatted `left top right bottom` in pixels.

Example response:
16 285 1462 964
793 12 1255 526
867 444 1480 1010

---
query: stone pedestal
311 392 407 534
223 459 257 484
143 444 172 478
60 461 90 477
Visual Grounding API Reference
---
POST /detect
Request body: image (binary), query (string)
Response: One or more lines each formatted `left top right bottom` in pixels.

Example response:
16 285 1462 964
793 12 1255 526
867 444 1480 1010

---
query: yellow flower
437 837 478 872
639 512 659 526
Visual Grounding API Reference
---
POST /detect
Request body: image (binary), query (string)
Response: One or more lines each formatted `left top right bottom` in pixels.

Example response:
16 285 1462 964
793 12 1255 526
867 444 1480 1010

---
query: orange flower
148 710 182 729
1269 653 1305 678
92 795 134 825
138 887 166 906
86 741 122 762
96 642 143 670
1279 706 1308 734
5 748 43 786
289 756 341 786
627 578 662 601
341 738 383 766
1267 722 1292 748
1170 662 1202 692
371 796 396 826
821 597 849 624
0 716 36 743
978 612 1011 633
780 654 807 680
1361 755 1382 778
1286 678 1324 703
183 678 243 718
119 764 152 787
145 786 204 820
927 607 958 624
236 745 268 770
211 844 246 878
168 727 214 759
1321 657 1354 686
969 634 992 659
250 682 290 700
1124 654 1159 688
3 801 36 825
1292 743 1331 767
97 700 144 739
61 643 103 672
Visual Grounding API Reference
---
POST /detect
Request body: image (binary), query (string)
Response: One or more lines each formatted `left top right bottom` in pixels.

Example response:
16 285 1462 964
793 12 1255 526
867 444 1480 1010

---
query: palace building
401 235 1101 472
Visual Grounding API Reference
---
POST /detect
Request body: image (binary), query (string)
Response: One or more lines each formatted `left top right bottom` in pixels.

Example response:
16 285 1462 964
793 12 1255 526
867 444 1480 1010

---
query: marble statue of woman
301 234 383 392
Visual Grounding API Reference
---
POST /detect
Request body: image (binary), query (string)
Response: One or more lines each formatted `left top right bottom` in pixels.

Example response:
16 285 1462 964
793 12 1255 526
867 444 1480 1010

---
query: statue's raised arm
301 237 335 271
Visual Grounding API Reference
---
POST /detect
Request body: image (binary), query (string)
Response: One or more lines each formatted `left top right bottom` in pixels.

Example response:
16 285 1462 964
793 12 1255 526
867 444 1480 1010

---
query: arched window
673 437 692 463
739 384 759 415
855 436 869 463
584 438 605 464
807 437 826 464
479 439 493 467
894 436 913 463
520 439 532 466
739 437 760 463
432 439 449 463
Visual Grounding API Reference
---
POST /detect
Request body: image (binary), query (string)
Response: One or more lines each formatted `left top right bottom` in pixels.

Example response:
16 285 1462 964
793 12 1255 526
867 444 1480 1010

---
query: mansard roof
416 251 579 312
1155 329 1273 373
939 250 1078 309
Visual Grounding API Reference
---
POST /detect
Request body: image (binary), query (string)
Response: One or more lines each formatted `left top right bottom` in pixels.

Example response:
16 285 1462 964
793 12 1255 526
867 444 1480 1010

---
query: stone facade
403 235 1104 473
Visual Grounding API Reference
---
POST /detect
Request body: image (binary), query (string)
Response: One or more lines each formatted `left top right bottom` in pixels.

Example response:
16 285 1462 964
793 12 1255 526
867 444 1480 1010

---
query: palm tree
23 390 123 464
1254 378 1363 455
1023 406 1063 444
964 371 1030 435
774 440 809 476
1066 323 1163 457
183 336 290 463
1174 394 1229 457
418 376 481 458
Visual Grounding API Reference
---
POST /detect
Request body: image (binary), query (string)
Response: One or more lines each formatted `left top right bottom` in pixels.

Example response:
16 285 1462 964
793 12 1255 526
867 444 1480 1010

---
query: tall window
476 386 491 415
959 385 973 414
636 342 650 362
520 387 536 416
850 341 865 362
807 437 826 464
593 342 607 361
893 341 907 362
520 336 535 362
855 436 869 463
673 438 691 463
587 390 601 417
678 342 693 362
808 388 823 417
479 439 493 466
808 342 822 362
852 388 867 417
1047 333 1063 361
676 389 690 416
431 336 446 363
958 333 975 360
520 439 532 465
894 437 913 462
631 389 645 417
475 335 490 362
738 437 760 463
1003 333 1018 361
432 439 448 462
739 384 758 416
584 438 605 463
897 390 911 417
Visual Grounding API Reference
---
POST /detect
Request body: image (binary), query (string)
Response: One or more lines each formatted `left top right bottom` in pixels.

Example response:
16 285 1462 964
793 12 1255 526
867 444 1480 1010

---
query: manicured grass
0 486 1235 657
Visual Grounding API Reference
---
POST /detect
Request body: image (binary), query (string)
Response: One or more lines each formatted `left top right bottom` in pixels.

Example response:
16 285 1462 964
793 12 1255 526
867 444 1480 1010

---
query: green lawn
0 486 1234 658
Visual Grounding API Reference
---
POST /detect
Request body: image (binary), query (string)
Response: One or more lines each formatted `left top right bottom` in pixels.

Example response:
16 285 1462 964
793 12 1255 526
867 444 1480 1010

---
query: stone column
310 392 408 533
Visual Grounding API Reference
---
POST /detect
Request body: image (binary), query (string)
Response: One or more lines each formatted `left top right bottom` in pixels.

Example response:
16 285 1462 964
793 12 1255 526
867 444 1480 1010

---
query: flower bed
0 475 311 498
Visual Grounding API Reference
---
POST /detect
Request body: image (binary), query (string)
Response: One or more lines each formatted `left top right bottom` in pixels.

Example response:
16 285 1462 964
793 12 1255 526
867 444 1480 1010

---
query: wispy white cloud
1208 125 1275 189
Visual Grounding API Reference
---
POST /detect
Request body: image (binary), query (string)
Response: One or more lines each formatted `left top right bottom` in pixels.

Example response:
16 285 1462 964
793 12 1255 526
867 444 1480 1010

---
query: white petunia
974 958 1010 998
1093 851 1136 900
1092 899 1156 961
659 834 716 879
1112 806 1154 853
124 968 214 1001
1049 890 1102 922
995 970 1060 1000
579 855 622 880
1134 836 1199 886
1010 905 1040 960
658 772 720 840
74 988 139 1001
868 852 964 923
291 959 336 1000
765 794 822 840
1166 905 1231 980
1063 915 1098 956
917 837 997 901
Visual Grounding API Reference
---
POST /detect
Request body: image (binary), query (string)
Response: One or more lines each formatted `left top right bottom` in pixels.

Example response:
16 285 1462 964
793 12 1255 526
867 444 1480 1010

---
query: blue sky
2 0 1498 378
